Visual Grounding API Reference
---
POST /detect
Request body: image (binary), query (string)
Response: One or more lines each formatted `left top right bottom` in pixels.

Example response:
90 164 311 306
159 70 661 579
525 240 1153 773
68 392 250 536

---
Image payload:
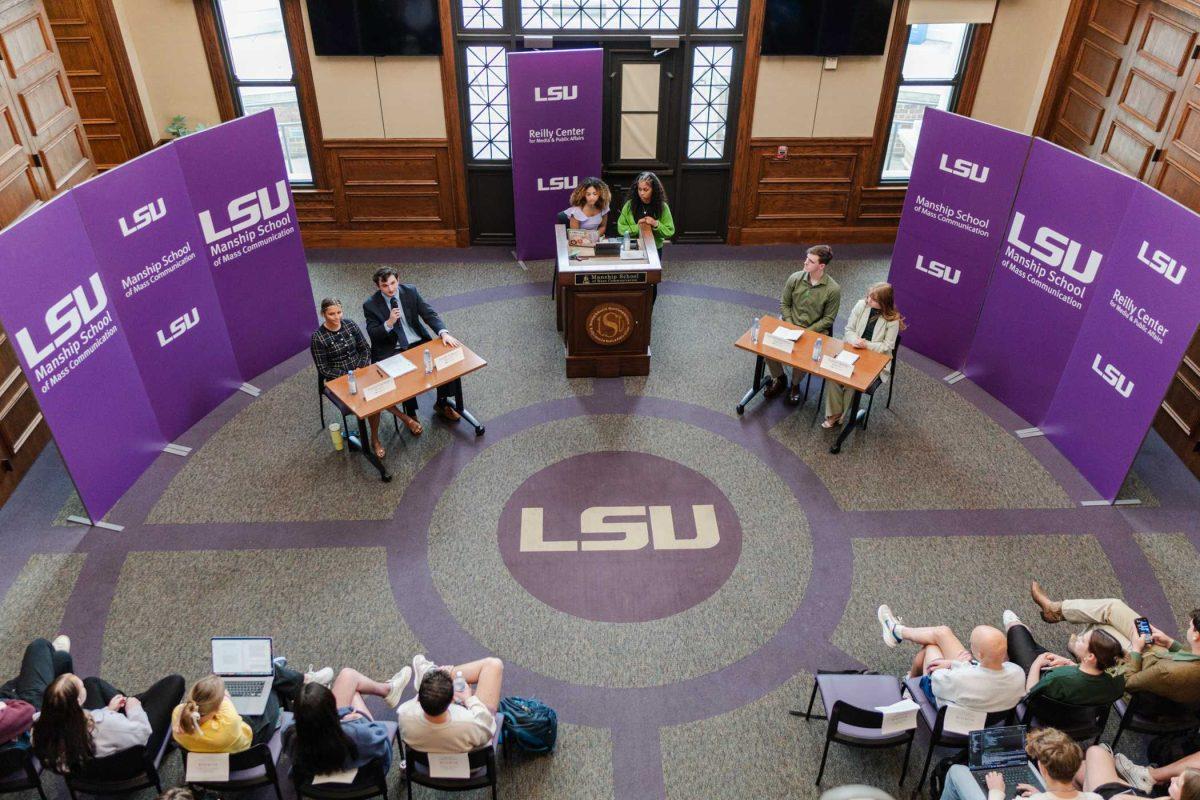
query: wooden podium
554 225 661 378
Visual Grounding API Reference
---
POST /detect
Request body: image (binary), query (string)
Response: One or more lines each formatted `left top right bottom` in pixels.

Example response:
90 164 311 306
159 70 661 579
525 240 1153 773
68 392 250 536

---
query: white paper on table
820 355 854 377
874 698 919 735
362 378 396 402
377 352 417 378
942 704 987 735
427 753 471 779
762 332 795 354
770 327 803 341
313 768 358 785
186 753 230 783
434 347 465 371
835 350 860 365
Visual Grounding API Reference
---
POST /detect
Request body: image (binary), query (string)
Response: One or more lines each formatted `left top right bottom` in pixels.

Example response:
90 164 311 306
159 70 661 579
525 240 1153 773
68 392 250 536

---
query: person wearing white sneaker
291 666 410 776
172 660 330 753
1079 744 1200 800
398 655 503 755
0 636 74 745
877 605 1024 713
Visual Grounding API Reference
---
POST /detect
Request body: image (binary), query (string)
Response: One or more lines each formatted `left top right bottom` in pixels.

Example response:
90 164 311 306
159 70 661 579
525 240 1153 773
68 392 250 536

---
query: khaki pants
766 359 787 381
825 382 854 420
1061 598 1141 649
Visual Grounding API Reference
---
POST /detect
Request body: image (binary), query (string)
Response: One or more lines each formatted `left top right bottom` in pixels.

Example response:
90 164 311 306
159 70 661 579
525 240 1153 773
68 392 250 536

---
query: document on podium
377 352 417 379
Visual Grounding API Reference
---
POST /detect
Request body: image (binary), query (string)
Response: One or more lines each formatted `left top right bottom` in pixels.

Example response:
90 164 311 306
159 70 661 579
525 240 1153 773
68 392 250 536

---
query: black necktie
389 296 407 348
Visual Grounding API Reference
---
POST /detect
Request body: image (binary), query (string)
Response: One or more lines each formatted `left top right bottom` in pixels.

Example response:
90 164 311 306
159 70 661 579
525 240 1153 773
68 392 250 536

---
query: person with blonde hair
172 661 331 753
823 281 904 428
563 177 610 240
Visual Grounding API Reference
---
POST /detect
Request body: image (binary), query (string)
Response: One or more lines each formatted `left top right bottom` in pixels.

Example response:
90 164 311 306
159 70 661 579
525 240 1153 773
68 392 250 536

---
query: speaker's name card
762 332 795 354
427 752 470 779
820 355 854 378
186 753 230 782
434 347 465 371
363 378 396 402
874 698 919 736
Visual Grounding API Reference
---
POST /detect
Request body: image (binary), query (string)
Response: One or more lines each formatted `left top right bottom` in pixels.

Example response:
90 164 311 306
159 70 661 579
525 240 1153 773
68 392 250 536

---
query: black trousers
82 674 185 759
1007 625 1049 675
246 664 304 745
0 638 73 709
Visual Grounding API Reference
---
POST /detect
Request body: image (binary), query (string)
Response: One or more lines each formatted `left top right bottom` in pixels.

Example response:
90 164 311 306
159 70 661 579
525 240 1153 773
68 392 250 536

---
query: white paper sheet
186 753 230 783
835 350 859 365
820 355 854 377
770 327 803 341
942 704 987 735
427 752 471 779
874 698 919 735
377 352 417 378
313 768 358 785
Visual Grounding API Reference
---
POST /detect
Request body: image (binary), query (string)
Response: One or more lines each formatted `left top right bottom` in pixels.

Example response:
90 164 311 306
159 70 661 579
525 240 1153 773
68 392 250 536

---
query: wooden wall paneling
43 0 151 168
437 0 468 246
724 0 765 244
0 325 52 509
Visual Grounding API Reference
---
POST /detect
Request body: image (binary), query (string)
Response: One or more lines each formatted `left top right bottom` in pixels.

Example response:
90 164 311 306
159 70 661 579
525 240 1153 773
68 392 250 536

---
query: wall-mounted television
761 0 894 56
306 0 442 56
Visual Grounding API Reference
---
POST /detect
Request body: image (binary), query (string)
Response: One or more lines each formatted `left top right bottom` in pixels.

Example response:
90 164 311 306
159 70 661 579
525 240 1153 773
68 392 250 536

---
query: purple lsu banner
964 139 1138 425
0 195 163 520
508 49 603 260
73 145 242 441
174 111 314 381
1043 186 1200 499
888 110 1033 368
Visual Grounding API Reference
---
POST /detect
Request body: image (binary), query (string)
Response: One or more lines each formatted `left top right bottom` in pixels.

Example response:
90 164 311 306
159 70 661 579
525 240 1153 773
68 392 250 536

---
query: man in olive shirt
764 245 842 404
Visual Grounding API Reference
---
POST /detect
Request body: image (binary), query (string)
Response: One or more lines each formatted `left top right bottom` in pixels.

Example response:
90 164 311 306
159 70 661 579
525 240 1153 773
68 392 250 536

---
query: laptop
211 637 274 716
968 725 1043 799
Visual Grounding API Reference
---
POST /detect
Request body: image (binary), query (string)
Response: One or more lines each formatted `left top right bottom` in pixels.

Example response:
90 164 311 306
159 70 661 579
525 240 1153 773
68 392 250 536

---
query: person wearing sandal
363 268 463 437
311 298 417 460
823 282 904 429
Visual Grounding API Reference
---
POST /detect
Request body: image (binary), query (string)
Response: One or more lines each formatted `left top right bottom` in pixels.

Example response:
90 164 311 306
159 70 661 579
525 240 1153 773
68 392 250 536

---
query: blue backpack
498 696 557 754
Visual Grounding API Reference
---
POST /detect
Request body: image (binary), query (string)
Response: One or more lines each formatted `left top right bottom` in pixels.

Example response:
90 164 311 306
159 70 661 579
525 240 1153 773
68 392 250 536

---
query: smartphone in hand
1135 616 1153 643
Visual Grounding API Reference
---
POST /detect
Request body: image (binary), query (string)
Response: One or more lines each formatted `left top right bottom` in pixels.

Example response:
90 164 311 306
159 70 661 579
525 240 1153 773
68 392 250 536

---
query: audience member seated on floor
1080 746 1200 800
941 728 1096 800
877 605 1025 712
398 654 503 754
0 635 71 746
172 661 331 753
311 298 414 460
1031 582 1200 704
822 281 905 429
763 244 842 406
1001 609 1125 706
291 666 411 774
32 670 185 772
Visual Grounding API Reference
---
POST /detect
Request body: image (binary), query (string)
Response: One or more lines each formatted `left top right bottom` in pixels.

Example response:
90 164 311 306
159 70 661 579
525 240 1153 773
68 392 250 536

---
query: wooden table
734 315 891 453
554 224 662 378
323 339 487 481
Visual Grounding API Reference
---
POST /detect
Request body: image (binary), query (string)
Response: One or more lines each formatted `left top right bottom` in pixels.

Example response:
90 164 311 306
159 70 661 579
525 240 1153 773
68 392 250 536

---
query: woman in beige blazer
823 282 905 428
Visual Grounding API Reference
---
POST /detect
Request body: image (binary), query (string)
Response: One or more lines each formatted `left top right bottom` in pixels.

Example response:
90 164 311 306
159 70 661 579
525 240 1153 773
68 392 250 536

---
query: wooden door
44 0 149 169
1154 327 1200 480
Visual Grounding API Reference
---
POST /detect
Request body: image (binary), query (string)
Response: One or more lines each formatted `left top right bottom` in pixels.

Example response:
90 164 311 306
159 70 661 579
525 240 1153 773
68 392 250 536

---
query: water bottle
423 348 433 374
453 671 467 693
750 316 760 345
812 336 823 363
347 369 357 395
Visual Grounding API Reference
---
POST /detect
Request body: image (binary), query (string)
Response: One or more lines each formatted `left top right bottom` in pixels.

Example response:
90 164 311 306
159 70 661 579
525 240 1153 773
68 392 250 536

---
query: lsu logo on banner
198 180 290 244
938 154 989 184
1092 353 1134 398
535 85 578 102
157 308 199 347
519 504 719 552
1137 241 1187 285
915 254 961 285
118 198 165 237
1007 211 1103 284
537 176 578 192
14 273 108 367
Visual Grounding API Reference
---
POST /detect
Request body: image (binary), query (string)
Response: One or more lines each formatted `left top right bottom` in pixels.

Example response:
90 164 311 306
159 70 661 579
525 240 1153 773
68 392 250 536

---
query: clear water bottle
750 316 760 344
812 336 823 363
453 670 467 693
348 369 357 395
423 348 433 374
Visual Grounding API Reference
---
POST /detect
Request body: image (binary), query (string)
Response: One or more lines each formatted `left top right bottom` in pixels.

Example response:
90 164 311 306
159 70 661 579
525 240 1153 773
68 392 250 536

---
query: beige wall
751 0 1068 139
110 0 221 140
972 0 1070 132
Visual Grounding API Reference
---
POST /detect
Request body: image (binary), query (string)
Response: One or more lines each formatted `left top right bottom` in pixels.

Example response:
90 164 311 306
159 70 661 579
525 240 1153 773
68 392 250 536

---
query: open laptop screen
971 725 1028 769
211 637 273 676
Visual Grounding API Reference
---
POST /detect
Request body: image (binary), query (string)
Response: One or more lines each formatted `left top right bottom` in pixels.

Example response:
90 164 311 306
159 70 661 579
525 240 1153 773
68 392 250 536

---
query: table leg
830 390 865 454
736 356 767 416
357 416 392 482
452 385 486 437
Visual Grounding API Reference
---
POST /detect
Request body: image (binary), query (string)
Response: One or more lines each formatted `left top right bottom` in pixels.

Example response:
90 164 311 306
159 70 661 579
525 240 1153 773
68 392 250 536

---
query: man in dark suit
363 267 463 435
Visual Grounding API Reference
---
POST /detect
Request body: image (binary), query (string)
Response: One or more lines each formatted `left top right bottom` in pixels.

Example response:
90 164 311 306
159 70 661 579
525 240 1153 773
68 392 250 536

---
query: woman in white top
563 177 611 242
823 281 905 429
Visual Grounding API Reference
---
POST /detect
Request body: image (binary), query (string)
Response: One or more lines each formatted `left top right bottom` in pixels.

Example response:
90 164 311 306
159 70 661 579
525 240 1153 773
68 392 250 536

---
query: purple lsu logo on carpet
498 451 743 622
